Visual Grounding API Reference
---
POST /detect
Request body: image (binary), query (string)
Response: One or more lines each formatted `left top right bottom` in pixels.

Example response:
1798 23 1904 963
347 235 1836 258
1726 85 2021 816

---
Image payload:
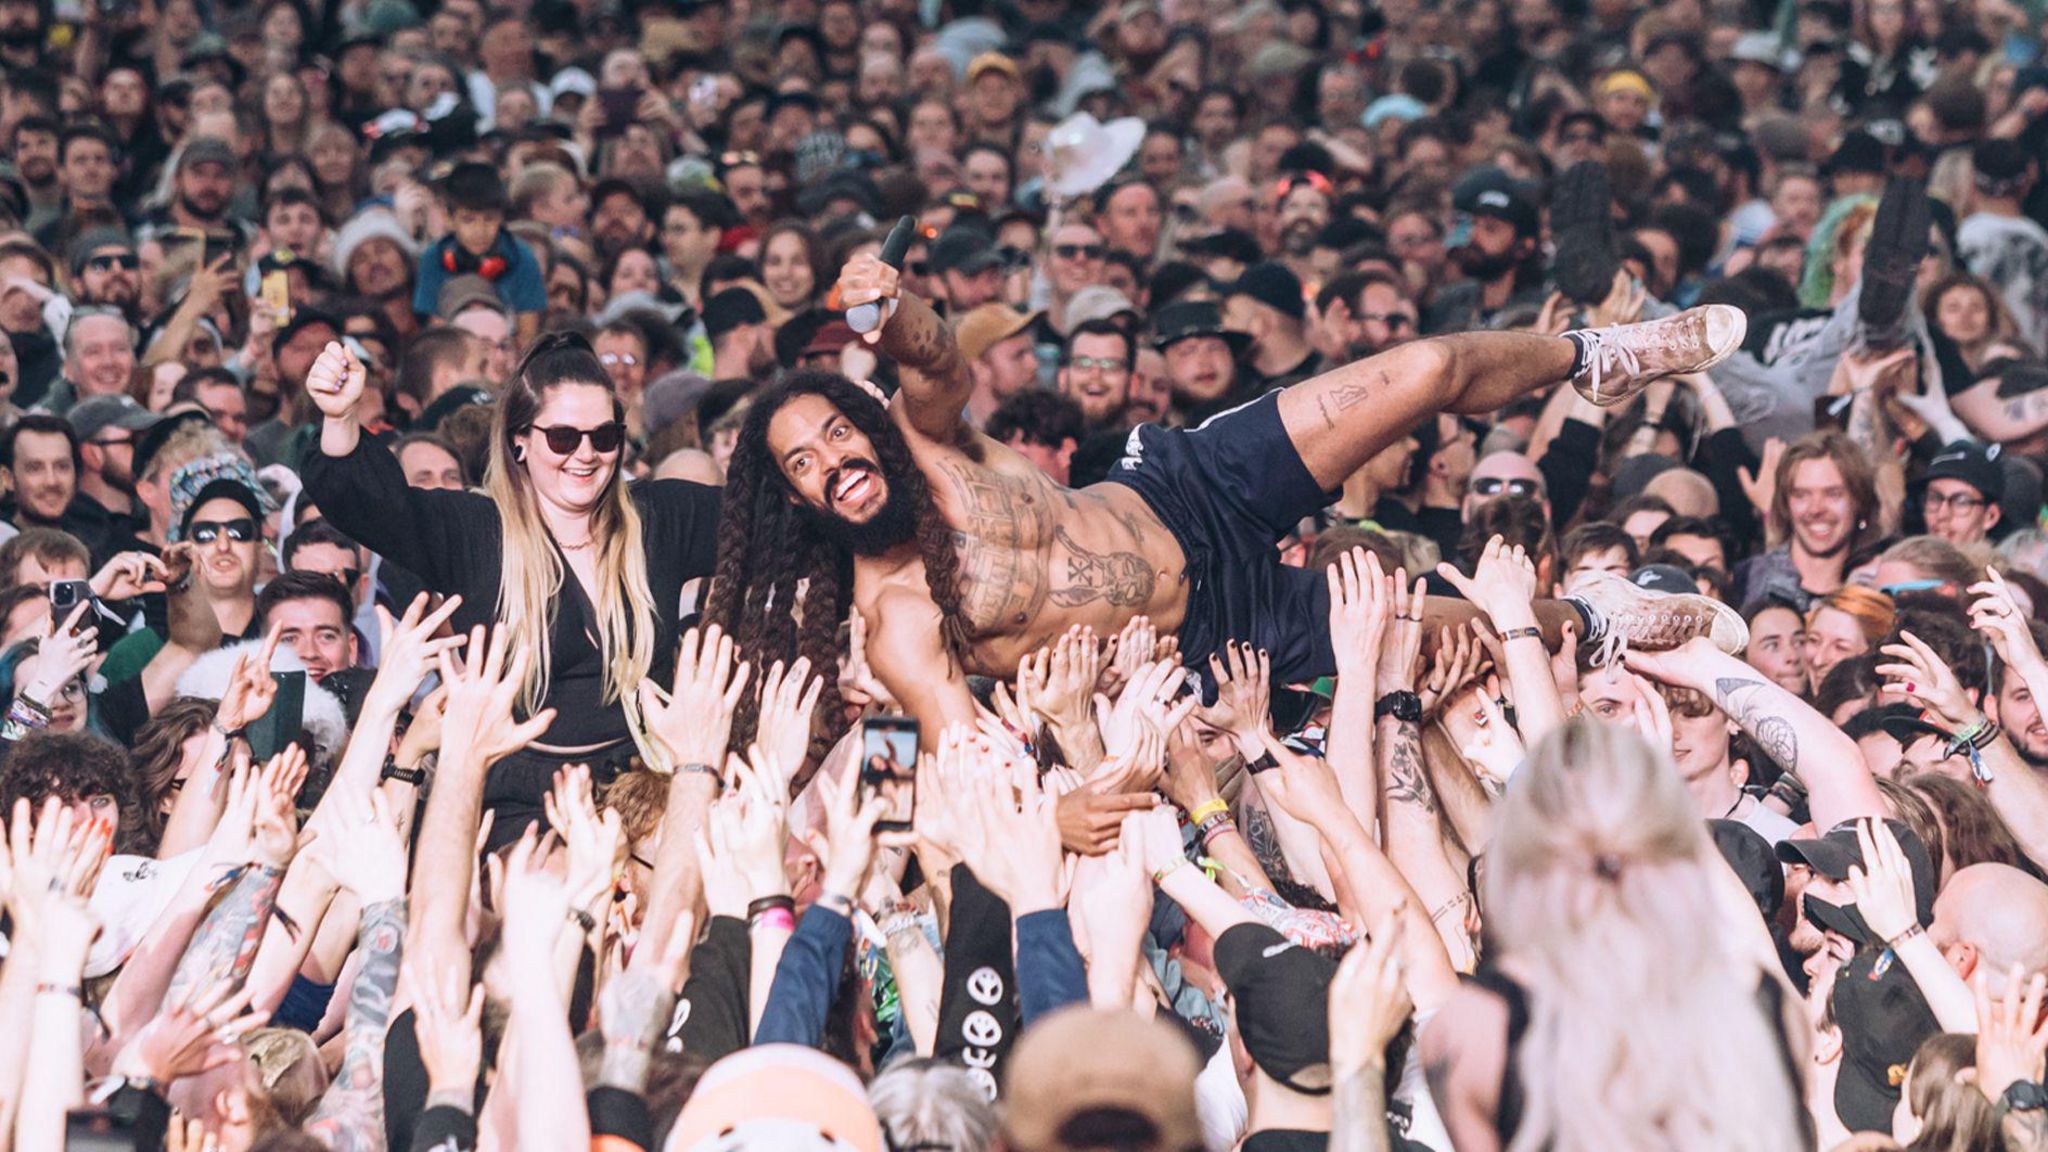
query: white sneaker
1567 571 1749 666
1571 304 1748 406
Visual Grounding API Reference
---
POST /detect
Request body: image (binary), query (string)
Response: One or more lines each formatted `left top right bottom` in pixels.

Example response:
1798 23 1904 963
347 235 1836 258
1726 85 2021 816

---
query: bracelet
1244 750 1278 775
677 761 723 791
15 693 50 719
1152 855 1190 885
1497 626 1543 644
1375 690 1423 724
379 757 426 786
1197 814 1237 845
212 719 245 743
566 906 597 934
751 906 796 933
1188 798 1230 825
746 894 795 920
35 982 81 1000
1886 923 1926 949
814 889 854 917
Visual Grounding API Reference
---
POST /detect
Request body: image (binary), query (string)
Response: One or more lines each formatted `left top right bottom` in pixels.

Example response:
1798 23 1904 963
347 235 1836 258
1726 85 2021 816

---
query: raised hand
812 762 885 902
1843 818 1919 945
1093 658 1192 765
1737 437 1786 518
1875 630 1978 729
958 757 1064 914
305 340 368 421
1969 568 2046 675
1435 535 1540 631
1069 830 1151 966
1421 623 1487 721
111 983 265 1086
328 785 408 903
22 601 97 709
498 827 571 964
1101 615 1160 697
838 609 897 713
1191 642 1271 749
409 965 484 1095
1975 965 2048 1105
1328 912 1413 1078
1327 547 1392 675
638 625 749 773
250 745 307 870
214 625 285 734
1625 671 1674 753
1376 569 1427 695
544 764 625 917
366 592 466 710
439 625 557 769
833 252 901 347
89 551 169 601
754 657 823 793
1018 625 1103 736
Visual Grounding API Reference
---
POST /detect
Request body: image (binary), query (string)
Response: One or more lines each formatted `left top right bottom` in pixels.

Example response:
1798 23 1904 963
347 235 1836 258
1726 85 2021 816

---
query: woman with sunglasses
300 332 722 844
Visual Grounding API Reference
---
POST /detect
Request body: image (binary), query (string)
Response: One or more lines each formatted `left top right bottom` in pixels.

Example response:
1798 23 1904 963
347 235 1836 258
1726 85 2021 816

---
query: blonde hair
1484 719 1809 1152
483 336 658 760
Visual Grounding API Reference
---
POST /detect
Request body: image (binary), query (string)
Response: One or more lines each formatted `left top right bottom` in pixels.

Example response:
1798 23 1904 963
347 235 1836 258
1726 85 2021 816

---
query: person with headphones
412 161 547 347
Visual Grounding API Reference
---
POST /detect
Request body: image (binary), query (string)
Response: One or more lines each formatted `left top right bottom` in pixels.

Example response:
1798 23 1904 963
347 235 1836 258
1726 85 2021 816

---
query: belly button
1013 612 1027 625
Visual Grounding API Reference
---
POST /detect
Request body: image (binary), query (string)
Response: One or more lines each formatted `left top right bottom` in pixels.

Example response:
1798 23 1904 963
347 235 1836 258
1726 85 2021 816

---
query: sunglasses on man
1469 477 1541 498
189 517 257 545
86 252 139 272
531 422 627 455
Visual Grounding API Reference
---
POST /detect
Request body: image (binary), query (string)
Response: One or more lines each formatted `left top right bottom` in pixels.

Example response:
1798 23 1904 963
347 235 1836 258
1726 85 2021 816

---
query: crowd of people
10 0 2048 1147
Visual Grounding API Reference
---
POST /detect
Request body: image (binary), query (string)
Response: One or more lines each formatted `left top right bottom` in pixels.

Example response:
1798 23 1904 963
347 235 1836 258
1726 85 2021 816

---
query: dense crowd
8 0 2048 1148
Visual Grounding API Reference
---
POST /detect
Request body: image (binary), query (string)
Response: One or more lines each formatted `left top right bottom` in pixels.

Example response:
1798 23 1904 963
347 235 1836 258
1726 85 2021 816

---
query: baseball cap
1729 31 1790 70
1179 227 1262 266
132 407 213 482
1150 299 1251 353
437 274 508 322
1777 818 1938 940
1001 1007 1204 1152
1223 262 1306 320
1629 563 1698 596
701 287 768 340
1708 819 1785 921
967 51 1020 83
955 304 1040 360
68 394 159 443
181 135 237 172
1832 946 1941 1133
1826 129 1888 176
68 228 135 278
1063 284 1138 331
1921 439 2005 502
1467 186 1540 239
668 1044 883 1152
414 385 492 433
927 225 1006 276
1213 922 1337 1094
800 319 859 359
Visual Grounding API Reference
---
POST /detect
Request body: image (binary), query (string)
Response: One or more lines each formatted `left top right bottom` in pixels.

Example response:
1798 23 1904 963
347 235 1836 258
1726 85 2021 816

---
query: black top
301 434 721 750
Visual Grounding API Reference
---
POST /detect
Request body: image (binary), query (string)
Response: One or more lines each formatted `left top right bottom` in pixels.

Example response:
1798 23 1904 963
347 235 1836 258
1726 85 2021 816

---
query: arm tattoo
1331 1062 1392 1152
1312 371 1386 432
1385 721 1437 816
1047 527 1155 608
1712 677 1799 771
1236 793 1295 886
305 897 406 1152
165 864 284 1005
1846 390 1887 453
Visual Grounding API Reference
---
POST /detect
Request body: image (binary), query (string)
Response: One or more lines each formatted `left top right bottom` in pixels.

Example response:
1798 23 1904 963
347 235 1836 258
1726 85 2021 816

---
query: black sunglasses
530 422 626 455
1470 477 1541 498
1054 243 1106 260
190 517 256 544
87 252 138 271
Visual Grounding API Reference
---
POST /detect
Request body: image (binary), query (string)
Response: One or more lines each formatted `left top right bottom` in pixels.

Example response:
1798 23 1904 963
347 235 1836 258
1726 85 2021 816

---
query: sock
1559 595 1597 638
1562 330 1595 378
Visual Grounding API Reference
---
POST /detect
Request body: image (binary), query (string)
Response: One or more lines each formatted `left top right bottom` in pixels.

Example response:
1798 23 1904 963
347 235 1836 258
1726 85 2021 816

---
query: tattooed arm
305 898 406 1152
1377 715 1477 972
875 285 973 443
164 864 286 1005
1950 376 2048 443
1625 638 1882 830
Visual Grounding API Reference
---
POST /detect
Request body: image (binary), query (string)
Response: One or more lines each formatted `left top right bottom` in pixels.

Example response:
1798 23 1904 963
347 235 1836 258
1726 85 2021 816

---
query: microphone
847 216 917 335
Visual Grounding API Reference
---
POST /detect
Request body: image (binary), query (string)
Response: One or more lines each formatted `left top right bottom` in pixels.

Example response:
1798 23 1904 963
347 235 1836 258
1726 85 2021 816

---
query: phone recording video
859 716 919 834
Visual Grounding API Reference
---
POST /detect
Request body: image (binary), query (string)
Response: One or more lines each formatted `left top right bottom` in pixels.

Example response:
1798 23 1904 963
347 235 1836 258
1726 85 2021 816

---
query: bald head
1643 467 1719 518
1463 449 1548 519
1932 863 2048 995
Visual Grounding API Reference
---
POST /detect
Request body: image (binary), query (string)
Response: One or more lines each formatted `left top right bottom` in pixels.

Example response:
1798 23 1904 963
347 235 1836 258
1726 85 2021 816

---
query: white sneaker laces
1575 328 1644 404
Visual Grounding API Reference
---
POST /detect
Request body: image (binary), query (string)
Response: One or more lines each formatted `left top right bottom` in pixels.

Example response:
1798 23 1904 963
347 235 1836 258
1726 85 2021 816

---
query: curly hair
0 730 151 855
704 371 968 780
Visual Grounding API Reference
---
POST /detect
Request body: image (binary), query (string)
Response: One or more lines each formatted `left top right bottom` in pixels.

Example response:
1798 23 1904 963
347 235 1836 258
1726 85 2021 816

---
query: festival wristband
1497 626 1543 644
1188 798 1230 825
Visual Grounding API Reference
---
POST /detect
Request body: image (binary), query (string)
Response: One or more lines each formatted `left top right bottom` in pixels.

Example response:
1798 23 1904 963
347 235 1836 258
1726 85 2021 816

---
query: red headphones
443 238 509 280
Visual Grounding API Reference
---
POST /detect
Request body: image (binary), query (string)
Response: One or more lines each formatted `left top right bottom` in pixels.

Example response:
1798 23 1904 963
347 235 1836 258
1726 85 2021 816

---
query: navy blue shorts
1104 392 1337 687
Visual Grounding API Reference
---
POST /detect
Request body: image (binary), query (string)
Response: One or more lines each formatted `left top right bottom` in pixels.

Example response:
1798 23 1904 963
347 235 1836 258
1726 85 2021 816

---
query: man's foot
1568 304 1748 406
1566 571 1749 666
1858 178 1930 342
1551 161 1619 306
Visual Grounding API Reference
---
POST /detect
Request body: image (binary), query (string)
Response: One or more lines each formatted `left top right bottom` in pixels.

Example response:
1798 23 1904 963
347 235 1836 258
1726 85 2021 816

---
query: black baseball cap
1629 563 1698 596
1150 299 1251 353
1777 818 1938 941
1223 262 1306 321
1709 820 1785 921
1213 923 1336 1094
927 225 1005 276
1832 946 1941 1133
1180 228 1261 266
1921 439 2006 502
132 406 213 482
1466 186 1540 238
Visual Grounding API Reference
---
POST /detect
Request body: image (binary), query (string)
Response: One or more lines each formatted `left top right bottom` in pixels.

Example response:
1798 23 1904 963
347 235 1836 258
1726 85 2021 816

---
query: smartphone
859 716 919 834
259 268 291 326
247 670 306 762
203 230 239 273
65 1108 135 1151
48 579 92 633
599 88 638 134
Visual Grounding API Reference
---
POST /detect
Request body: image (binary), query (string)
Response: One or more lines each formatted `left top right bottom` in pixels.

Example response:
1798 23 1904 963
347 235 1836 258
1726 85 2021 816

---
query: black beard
1455 246 1517 280
799 461 917 557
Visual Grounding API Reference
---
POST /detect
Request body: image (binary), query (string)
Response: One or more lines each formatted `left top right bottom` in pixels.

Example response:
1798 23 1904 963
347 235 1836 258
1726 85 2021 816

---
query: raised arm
1624 638 1884 831
835 255 973 443
303 792 408 1152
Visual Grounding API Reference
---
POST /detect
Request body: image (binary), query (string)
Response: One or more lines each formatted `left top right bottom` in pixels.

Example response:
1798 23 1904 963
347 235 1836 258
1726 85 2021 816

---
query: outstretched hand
439 625 557 770
639 625 749 772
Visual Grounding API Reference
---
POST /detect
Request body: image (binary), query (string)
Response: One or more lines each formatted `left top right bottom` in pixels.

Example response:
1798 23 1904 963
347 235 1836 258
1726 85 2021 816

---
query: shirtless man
706 254 1750 741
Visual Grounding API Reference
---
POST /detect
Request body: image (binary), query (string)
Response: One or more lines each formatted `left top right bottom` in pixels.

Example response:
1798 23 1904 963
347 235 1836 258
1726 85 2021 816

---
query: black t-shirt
1243 1129 1328 1152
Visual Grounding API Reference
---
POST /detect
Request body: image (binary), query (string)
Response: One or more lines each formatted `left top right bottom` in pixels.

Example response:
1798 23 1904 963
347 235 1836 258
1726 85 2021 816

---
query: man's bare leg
1278 331 1577 491
1419 596 1584 654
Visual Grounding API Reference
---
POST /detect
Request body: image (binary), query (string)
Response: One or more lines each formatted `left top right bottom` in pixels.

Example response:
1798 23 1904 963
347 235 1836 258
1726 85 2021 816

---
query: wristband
213 719 245 743
1375 690 1423 724
567 906 597 934
1886 923 1926 949
1197 814 1237 845
1151 855 1190 885
746 894 795 920
677 761 723 791
750 906 796 933
380 756 426 786
15 693 50 719
1188 798 1230 825
814 889 854 917
1497 626 1543 644
36 982 82 999
1244 750 1278 775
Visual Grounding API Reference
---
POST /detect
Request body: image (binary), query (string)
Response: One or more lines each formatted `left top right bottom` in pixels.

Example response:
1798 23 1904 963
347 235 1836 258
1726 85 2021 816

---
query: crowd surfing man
17 0 2048 1145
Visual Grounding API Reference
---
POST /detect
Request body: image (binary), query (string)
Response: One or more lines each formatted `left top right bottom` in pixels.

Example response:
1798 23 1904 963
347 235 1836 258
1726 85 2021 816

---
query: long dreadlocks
703 371 970 782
